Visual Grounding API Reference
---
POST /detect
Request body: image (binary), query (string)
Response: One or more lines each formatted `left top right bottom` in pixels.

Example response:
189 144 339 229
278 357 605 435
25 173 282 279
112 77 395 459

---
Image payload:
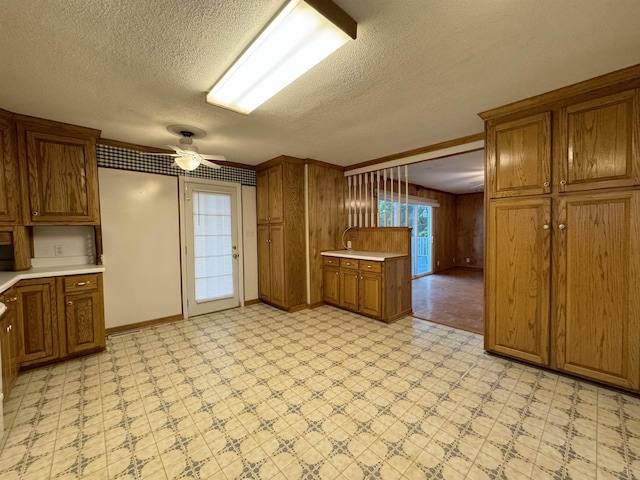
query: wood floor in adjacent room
412 268 484 334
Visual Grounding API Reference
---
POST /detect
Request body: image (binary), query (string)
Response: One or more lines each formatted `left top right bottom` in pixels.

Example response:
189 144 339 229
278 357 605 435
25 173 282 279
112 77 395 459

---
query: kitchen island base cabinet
323 254 411 323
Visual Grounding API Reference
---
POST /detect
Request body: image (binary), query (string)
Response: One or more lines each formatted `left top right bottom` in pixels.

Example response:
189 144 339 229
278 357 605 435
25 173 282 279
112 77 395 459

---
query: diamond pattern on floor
1 303 639 479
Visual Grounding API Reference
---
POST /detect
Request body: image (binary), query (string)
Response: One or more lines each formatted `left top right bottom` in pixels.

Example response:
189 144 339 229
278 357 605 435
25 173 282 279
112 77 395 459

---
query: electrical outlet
347 241 352 249
54 244 64 257
466 257 471 264
436 261 440 266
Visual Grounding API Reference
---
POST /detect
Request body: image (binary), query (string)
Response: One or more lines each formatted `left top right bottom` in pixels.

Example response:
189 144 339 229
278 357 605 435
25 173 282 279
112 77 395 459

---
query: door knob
232 253 239 259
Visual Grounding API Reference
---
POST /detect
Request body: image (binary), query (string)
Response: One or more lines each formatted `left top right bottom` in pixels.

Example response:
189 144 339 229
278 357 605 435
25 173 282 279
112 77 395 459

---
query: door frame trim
178 177 245 318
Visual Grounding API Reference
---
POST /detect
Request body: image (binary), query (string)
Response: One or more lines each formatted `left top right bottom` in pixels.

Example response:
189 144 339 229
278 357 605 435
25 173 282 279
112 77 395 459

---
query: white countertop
321 250 407 261
0 265 105 293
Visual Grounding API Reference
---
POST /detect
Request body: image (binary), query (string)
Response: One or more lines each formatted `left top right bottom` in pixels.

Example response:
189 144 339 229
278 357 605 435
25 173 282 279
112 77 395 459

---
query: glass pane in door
192 191 234 302
416 205 432 275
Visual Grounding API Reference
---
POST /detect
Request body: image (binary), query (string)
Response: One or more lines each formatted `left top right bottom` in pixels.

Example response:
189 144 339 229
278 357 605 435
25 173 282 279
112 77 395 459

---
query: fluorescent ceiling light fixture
206 0 356 114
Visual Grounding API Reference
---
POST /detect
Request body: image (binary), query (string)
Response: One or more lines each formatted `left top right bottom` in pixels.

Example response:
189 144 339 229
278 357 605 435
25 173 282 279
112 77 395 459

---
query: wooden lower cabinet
323 255 411 322
486 190 640 391
8 273 105 371
0 289 19 399
57 274 106 356
485 198 551 365
554 191 640 390
15 278 58 367
322 266 340 305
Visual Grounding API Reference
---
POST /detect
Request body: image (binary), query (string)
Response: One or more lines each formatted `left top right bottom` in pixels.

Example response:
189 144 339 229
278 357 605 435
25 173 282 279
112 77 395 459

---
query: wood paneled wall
307 163 347 305
346 227 411 254
456 193 484 269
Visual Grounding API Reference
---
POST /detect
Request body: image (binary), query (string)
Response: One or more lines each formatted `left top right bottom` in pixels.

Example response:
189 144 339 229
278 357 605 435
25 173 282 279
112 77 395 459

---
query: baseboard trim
105 314 184 335
308 301 325 309
244 299 261 306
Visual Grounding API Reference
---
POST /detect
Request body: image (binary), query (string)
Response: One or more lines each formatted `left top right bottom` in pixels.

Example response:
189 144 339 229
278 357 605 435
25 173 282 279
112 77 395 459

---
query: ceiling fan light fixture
206 0 356 115
174 155 201 171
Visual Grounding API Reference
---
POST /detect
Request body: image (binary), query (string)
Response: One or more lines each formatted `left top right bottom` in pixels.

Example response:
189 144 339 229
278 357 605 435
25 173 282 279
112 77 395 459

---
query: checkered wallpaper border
96 144 256 186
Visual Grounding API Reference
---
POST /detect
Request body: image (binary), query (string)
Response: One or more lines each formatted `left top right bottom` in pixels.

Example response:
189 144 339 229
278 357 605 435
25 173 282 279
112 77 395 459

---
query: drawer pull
5 296 17 303
73 281 90 287
367 265 372 269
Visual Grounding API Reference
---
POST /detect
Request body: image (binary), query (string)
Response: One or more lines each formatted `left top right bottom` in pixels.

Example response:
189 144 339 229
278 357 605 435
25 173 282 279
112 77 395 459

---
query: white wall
242 186 258 301
98 168 259 329
98 168 183 329
31 226 96 267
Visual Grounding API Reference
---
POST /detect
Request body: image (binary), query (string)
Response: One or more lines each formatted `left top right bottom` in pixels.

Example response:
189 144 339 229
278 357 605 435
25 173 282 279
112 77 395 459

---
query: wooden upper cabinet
256 164 283 224
557 89 639 192
485 197 551 365
0 112 21 225
486 112 551 198
17 118 101 224
554 191 640 389
268 165 283 223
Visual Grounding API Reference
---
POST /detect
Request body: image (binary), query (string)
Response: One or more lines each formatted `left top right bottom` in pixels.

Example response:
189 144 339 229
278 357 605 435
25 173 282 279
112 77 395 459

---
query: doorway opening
180 179 243 317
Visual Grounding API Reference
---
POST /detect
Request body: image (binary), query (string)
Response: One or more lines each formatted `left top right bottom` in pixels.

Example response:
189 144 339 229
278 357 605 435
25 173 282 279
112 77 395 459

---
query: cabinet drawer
340 258 359 270
63 274 99 293
323 256 340 267
360 260 383 273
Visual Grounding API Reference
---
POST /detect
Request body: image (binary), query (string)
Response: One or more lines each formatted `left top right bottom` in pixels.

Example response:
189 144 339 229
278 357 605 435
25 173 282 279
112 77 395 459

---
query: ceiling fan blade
200 159 222 169
200 154 227 161
167 145 186 154
146 152 179 157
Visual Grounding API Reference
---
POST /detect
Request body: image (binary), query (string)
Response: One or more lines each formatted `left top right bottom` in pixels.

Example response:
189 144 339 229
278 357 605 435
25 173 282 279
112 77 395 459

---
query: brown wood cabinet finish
256 159 306 311
57 273 106 356
554 191 640 389
485 198 551 365
324 255 411 322
483 67 640 392
486 112 551 198
557 90 640 193
0 289 19 399
0 111 21 225
15 278 58 366
16 117 101 225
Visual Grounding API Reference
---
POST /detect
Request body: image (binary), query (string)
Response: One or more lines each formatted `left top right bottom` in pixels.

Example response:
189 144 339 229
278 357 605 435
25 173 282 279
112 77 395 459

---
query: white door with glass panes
184 181 240 315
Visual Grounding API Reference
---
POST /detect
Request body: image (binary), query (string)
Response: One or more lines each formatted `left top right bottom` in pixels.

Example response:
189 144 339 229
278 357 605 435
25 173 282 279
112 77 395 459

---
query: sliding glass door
379 200 434 278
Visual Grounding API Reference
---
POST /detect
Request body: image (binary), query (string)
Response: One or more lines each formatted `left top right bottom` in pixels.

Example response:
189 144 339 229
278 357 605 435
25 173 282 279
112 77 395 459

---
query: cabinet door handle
335 272 338 276
73 281 89 287
360 277 363 280
67 301 73 305
542 224 550 230
543 181 550 187
32 211 39 216
560 180 567 186
5 296 17 303
558 224 566 230
5 326 9 333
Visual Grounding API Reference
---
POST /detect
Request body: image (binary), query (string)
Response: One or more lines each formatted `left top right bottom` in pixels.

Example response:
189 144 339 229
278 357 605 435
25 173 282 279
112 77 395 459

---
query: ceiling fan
148 125 227 171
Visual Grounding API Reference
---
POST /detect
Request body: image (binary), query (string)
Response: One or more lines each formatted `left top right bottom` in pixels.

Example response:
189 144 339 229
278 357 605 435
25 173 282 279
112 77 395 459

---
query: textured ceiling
1 0 640 173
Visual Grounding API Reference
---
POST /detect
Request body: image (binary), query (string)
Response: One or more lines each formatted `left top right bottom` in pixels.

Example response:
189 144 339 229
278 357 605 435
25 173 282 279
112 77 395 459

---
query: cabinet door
485 198 551 365
486 112 551 198
257 225 271 301
23 129 99 223
256 170 270 224
268 165 283 223
323 266 340 305
555 191 640 389
269 224 286 307
557 90 639 193
0 115 20 224
340 269 359 311
64 290 104 355
16 279 58 366
359 272 383 318
0 317 12 398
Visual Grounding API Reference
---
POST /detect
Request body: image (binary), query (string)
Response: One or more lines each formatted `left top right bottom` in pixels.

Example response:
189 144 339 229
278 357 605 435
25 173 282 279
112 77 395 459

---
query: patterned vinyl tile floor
0 303 638 479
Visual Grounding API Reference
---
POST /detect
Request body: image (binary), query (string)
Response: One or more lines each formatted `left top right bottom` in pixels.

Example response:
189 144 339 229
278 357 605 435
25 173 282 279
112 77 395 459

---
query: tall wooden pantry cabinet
256 157 306 311
481 65 640 391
